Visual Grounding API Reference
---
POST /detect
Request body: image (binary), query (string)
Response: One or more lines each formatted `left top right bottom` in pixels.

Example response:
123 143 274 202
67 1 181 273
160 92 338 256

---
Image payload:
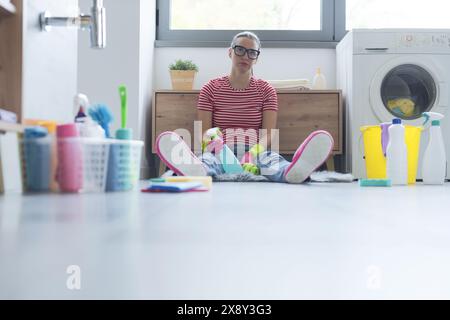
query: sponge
359 179 392 187
150 176 213 190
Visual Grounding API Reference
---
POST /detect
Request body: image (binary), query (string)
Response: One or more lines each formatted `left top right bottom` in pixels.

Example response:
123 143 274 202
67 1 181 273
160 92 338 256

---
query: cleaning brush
116 84 132 140
88 104 114 138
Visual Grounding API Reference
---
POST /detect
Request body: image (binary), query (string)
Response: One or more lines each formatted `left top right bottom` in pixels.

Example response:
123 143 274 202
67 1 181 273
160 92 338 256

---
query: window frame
156 0 347 48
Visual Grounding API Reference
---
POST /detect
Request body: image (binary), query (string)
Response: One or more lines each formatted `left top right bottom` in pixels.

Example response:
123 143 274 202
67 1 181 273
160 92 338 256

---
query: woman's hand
202 127 224 154
239 144 264 175
203 137 224 154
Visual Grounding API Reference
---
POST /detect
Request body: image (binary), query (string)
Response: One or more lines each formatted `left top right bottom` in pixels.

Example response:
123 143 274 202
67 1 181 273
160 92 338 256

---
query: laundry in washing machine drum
387 97 416 117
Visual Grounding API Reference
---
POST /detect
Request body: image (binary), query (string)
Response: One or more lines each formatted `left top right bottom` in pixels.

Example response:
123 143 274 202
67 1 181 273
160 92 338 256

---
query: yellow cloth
387 98 415 117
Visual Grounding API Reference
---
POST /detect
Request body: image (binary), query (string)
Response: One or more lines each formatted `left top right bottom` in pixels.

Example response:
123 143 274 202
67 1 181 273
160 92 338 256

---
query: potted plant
169 59 199 90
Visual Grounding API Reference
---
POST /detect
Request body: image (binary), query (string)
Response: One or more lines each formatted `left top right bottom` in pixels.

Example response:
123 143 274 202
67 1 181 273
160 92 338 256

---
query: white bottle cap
74 93 90 109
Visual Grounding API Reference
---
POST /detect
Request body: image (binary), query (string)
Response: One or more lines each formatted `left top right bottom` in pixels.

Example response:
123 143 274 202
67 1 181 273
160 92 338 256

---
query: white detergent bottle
205 128 243 174
422 112 446 185
79 117 106 138
312 67 327 90
386 118 408 185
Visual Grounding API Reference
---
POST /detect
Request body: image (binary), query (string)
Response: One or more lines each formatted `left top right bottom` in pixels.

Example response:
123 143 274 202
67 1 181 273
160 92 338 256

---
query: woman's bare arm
197 109 213 145
260 110 278 149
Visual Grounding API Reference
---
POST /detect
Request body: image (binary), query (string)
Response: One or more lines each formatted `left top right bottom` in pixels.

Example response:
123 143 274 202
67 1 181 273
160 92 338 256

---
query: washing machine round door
370 59 441 124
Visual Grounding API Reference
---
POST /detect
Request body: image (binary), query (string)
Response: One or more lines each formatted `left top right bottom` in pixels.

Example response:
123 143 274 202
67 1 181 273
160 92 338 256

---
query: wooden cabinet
153 92 201 153
152 90 343 155
0 0 25 193
0 0 22 123
276 92 342 154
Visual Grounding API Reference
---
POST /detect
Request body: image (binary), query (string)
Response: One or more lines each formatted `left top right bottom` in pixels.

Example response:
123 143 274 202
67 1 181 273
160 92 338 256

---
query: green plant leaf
169 59 199 71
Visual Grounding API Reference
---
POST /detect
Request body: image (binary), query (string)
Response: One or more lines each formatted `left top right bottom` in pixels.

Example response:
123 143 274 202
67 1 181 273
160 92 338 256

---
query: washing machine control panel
399 33 450 51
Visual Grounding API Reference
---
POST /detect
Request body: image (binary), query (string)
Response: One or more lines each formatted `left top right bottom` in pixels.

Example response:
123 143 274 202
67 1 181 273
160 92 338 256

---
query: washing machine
337 29 450 179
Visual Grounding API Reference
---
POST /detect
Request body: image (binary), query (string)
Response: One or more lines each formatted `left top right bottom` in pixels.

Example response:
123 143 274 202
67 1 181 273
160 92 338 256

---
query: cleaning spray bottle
204 128 243 174
386 118 408 185
74 93 90 124
73 94 106 138
422 112 447 185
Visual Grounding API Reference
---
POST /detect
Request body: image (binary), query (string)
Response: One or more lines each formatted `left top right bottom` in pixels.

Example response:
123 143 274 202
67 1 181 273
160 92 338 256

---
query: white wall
78 0 156 176
139 0 156 178
78 0 140 135
154 48 336 90
22 0 78 122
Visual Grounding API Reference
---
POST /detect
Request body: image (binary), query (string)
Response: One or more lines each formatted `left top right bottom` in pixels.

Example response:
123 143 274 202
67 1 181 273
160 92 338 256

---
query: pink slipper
284 131 334 184
156 131 207 176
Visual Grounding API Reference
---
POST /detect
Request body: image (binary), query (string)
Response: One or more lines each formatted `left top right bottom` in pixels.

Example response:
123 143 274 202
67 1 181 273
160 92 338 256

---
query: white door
22 0 79 123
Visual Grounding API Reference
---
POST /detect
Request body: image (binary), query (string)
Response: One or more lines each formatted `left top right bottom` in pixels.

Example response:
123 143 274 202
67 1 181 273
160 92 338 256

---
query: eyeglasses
232 45 260 60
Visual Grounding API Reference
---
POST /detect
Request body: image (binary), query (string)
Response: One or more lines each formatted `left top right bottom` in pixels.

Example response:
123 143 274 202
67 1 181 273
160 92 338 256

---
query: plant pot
170 70 197 90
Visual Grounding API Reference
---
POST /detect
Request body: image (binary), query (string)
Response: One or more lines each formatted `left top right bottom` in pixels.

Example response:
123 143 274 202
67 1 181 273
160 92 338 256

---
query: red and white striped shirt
197 76 278 146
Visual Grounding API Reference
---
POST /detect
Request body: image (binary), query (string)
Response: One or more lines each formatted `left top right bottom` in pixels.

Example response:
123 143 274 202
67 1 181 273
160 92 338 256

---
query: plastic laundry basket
360 125 422 184
106 140 144 192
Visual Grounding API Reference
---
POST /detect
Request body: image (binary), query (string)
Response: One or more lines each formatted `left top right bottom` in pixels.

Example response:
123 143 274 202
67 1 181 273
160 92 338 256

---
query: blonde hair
230 31 261 50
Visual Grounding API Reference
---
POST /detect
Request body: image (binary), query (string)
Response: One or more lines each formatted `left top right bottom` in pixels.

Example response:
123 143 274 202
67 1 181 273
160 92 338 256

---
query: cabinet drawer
278 92 341 153
152 91 342 155
154 93 198 152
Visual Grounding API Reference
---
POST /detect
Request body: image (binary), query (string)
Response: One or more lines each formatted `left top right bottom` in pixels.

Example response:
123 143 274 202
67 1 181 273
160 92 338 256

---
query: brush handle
118 85 127 129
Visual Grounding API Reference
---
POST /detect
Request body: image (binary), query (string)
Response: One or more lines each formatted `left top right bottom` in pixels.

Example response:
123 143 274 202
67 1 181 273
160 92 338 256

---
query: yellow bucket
360 125 422 184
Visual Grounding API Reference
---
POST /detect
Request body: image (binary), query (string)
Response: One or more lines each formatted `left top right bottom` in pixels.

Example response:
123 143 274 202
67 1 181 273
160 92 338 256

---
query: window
170 0 321 31
347 0 450 29
156 0 450 47
157 0 339 45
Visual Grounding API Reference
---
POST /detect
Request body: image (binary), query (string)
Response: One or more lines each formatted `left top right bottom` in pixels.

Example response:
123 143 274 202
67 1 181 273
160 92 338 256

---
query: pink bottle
56 124 83 192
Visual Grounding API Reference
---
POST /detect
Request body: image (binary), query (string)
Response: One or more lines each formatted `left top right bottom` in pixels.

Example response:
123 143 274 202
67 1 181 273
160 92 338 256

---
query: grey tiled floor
1 182 450 299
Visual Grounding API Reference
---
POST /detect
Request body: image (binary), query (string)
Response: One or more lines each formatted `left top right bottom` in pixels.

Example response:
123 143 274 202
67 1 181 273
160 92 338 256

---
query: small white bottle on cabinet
312 68 327 90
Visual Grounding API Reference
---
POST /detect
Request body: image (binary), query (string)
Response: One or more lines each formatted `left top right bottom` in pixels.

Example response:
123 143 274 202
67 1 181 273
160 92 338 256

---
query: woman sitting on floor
156 31 333 184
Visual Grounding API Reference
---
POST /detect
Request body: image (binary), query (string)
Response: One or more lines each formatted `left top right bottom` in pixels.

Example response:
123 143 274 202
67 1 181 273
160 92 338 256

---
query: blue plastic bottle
23 127 51 192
